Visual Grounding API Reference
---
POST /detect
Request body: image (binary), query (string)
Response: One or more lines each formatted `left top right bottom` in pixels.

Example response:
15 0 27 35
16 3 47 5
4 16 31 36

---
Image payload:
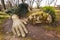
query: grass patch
0 11 10 23
55 13 60 21
44 25 60 32
55 10 60 13
0 15 9 19
0 11 10 31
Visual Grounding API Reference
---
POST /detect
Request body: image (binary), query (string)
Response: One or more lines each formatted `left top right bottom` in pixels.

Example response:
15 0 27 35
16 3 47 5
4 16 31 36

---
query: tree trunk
17 0 19 5
8 1 12 8
21 0 25 3
50 0 54 5
39 0 43 8
30 0 34 10
1 0 6 9
37 0 39 8
54 0 57 7
48 0 50 6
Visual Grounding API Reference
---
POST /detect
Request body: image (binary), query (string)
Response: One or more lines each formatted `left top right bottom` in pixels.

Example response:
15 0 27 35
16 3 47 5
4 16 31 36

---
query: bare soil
1 18 60 40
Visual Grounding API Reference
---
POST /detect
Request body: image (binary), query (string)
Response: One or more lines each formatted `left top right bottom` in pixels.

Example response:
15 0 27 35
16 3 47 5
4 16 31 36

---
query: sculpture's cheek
46 15 52 23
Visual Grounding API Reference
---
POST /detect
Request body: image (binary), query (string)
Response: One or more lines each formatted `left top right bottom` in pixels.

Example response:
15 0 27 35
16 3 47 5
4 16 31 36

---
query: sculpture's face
28 11 52 24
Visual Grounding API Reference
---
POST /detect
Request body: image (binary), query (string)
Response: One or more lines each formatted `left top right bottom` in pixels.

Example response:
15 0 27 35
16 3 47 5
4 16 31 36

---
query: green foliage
42 6 56 23
16 3 29 17
5 8 17 15
5 3 29 17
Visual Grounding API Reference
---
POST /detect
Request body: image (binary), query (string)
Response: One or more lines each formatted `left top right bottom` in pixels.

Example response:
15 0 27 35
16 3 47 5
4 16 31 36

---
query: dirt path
1 18 60 40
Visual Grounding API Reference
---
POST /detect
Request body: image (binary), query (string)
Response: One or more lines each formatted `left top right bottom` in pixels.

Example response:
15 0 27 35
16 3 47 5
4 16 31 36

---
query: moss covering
42 6 56 23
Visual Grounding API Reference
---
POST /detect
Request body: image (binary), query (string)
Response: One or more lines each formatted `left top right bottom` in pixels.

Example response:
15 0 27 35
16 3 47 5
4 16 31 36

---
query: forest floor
0 9 60 40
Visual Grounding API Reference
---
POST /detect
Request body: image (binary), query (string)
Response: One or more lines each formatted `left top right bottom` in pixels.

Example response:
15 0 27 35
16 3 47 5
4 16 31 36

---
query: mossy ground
0 11 9 40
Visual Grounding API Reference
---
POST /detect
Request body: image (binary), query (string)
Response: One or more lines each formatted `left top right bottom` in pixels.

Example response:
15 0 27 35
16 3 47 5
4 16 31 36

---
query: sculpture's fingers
21 20 27 24
15 26 21 36
18 24 25 37
28 15 33 20
20 22 28 34
12 27 16 35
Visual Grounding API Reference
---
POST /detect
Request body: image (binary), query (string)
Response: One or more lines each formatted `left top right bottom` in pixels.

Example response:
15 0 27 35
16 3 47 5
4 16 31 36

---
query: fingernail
22 34 26 37
18 34 20 37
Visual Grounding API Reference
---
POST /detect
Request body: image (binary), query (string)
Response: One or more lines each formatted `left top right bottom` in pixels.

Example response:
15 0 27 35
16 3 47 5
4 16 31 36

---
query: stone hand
11 14 28 37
